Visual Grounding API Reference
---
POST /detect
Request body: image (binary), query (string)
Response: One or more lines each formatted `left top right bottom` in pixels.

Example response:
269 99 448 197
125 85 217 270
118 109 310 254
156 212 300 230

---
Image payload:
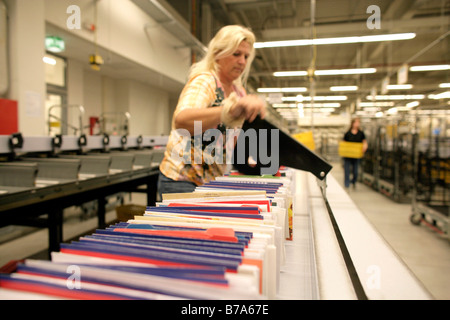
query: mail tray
338 141 364 159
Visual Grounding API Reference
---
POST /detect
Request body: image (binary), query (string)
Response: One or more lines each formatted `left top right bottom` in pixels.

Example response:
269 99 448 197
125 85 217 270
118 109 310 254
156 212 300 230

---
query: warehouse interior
0 0 448 301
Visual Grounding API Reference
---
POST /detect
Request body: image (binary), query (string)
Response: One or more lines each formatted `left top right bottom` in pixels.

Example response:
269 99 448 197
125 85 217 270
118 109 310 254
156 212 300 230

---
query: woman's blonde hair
189 25 256 88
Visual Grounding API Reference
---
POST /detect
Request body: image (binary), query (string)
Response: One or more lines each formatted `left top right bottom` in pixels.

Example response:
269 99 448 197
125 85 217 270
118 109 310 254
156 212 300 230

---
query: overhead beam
205 0 232 25
131 0 207 54
259 16 449 40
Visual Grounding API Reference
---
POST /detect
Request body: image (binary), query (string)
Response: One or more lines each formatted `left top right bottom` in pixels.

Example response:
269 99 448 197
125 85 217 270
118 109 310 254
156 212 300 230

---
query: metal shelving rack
361 116 417 203
410 111 449 239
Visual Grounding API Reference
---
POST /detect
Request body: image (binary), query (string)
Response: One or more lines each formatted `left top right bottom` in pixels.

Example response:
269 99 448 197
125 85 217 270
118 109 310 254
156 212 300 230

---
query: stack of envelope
0 168 295 300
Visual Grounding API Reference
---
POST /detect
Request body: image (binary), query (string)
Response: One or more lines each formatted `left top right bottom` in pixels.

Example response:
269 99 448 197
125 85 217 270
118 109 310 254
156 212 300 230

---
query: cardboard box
115 204 146 222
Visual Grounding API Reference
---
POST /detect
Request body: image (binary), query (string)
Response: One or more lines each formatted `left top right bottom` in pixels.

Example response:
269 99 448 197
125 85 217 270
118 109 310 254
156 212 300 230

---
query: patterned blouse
159 72 246 186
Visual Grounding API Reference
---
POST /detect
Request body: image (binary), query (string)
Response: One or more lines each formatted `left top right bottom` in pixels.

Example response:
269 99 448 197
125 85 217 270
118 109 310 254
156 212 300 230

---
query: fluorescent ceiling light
254 33 416 48
272 103 297 108
315 68 376 75
396 106 414 111
301 103 341 108
360 107 379 112
274 71 308 77
406 101 420 108
274 68 376 77
257 87 307 93
330 86 358 91
360 102 395 107
298 95 347 101
375 111 384 118
416 109 450 115
428 91 450 99
43 56 57 65
387 84 413 90
280 87 308 92
366 95 425 100
409 65 450 71
439 83 450 88
387 108 398 115
282 95 347 102
313 108 336 113
282 97 301 101
277 110 298 114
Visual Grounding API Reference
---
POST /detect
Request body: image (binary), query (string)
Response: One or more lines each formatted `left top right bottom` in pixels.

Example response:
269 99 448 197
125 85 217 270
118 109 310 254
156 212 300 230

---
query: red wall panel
0 99 18 134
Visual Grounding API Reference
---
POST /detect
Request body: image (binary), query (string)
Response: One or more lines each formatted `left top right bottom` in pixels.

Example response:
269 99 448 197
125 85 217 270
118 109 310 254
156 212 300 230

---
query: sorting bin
115 204 146 222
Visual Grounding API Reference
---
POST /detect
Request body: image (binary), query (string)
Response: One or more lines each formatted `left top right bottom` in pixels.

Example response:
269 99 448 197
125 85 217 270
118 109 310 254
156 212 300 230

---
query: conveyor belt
278 170 434 300
321 173 433 300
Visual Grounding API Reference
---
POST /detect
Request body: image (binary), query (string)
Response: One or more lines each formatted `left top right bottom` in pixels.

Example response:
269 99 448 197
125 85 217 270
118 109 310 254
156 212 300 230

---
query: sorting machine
0 133 167 256
360 112 448 238
409 112 449 239
361 117 416 203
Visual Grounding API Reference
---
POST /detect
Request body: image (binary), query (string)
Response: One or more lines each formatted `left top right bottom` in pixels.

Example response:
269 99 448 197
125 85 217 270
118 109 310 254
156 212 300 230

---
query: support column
5 0 46 135
48 208 63 257
147 173 158 206
97 196 107 229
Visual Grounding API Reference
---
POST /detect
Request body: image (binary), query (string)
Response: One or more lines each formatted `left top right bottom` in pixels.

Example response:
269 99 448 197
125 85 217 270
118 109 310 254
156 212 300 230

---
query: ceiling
47 0 449 121
198 0 449 119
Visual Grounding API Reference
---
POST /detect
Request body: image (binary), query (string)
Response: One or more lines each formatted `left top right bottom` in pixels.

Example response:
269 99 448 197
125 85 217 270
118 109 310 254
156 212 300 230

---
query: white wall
83 70 103 127
6 0 47 135
66 59 85 134
53 0 191 137
74 72 173 136
129 80 171 136
44 0 190 84
114 79 131 116
4 0 191 136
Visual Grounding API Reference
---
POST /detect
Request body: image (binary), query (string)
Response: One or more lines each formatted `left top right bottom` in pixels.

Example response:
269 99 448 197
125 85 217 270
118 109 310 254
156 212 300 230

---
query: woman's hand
230 94 266 123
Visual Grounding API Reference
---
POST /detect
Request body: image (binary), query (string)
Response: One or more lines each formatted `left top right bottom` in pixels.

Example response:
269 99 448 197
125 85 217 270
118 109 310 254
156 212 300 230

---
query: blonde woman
158 25 266 195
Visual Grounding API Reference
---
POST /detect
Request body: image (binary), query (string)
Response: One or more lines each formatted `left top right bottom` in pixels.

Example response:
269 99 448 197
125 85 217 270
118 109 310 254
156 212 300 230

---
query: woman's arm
228 94 266 123
174 94 266 135
174 107 223 135
362 139 368 153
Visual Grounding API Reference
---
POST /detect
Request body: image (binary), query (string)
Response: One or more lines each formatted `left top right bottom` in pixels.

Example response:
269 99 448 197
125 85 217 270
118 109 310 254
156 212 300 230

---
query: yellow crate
338 141 364 159
292 131 315 151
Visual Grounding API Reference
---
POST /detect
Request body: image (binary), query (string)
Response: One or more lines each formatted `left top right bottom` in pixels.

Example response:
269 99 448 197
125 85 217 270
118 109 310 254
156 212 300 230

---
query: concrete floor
330 162 449 300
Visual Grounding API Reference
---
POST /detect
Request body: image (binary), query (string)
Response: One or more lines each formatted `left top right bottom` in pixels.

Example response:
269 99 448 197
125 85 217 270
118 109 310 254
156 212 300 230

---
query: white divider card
1 229 265 300
133 214 279 298
153 196 286 290
10 259 262 300
139 170 296 298
192 176 294 240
